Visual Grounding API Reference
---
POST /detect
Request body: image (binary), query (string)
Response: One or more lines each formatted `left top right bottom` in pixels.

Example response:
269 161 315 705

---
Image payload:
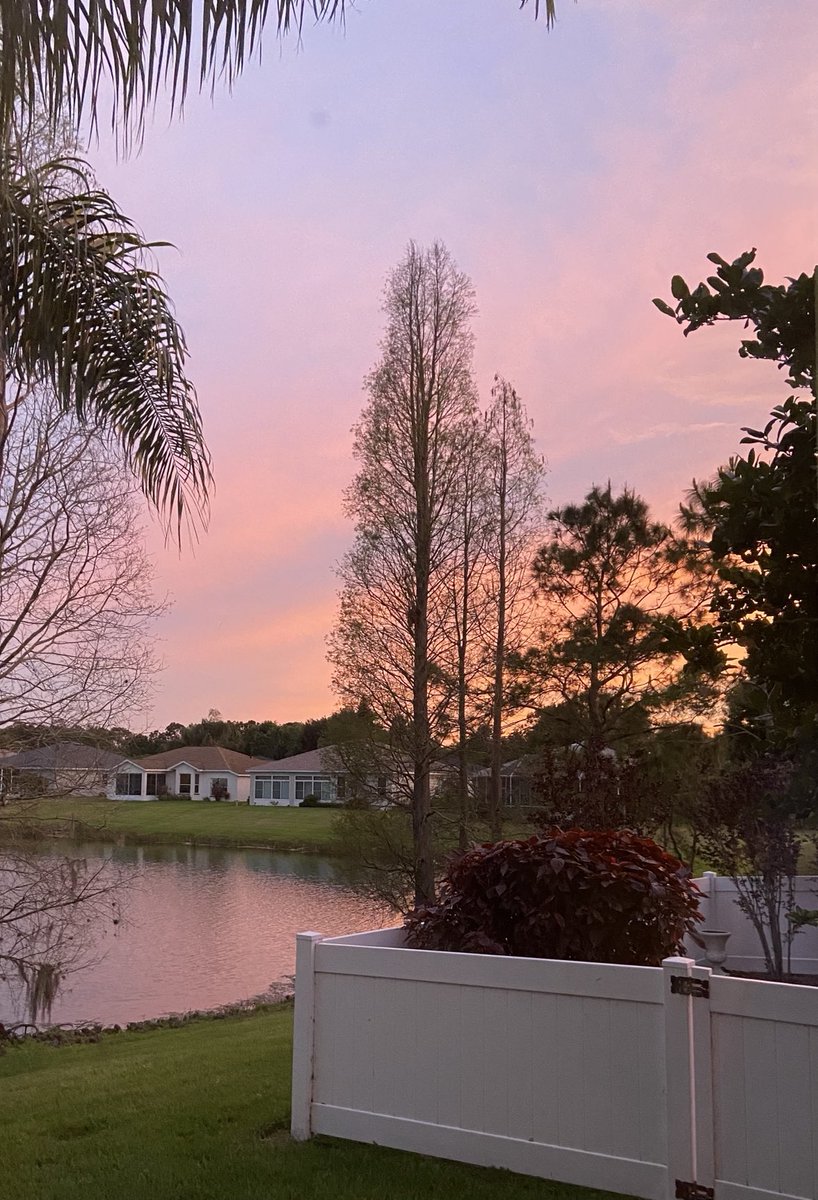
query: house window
145 773 167 796
178 773 192 796
194 773 200 796
295 776 333 803
115 772 142 796
253 776 289 801
210 777 229 800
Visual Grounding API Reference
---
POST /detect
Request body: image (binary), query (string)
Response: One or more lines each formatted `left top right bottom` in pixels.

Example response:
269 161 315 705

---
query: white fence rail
688 874 818 974
292 928 818 1200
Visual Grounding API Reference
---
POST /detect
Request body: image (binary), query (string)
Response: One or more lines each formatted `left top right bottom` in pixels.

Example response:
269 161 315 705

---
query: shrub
299 795 320 808
404 829 701 966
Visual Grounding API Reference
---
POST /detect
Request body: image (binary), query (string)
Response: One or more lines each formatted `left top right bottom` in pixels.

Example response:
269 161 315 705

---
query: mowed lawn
4 797 338 853
0 1006 629 1200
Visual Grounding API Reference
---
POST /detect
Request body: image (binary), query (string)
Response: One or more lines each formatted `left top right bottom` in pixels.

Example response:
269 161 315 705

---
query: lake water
0 840 386 1028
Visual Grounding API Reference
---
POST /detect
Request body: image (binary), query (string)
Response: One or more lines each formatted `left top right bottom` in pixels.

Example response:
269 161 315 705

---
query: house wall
14 767 114 797
107 767 251 802
249 772 337 807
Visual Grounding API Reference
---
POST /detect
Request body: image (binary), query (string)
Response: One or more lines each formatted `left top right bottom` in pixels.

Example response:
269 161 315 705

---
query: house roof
3 741 123 770
134 746 268 773
248 744 453 777
248 745 344 774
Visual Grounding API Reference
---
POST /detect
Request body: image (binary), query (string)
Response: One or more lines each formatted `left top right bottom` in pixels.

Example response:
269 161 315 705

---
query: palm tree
0 147 211 536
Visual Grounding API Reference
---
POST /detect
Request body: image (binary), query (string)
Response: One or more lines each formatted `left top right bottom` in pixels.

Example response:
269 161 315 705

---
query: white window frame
253 775 290 801
295 775 333 803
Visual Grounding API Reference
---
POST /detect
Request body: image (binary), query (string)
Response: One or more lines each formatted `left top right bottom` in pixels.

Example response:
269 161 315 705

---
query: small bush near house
300 795 320 807
405 829 701 966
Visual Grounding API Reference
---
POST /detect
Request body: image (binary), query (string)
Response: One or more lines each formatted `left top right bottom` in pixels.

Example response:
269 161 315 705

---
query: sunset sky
87 0 817 731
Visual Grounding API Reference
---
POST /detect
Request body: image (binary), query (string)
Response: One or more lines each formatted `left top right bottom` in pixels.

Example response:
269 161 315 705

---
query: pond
0 840 387 1028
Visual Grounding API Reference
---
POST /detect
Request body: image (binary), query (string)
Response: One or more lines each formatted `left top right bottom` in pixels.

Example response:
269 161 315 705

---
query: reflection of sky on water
0 842 384 1027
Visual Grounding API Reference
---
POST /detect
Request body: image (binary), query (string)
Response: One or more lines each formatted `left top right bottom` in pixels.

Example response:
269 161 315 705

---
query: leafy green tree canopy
653 248 814 391
659 250 817 744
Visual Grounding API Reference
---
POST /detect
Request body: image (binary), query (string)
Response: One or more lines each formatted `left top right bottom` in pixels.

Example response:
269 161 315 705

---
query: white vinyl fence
688 873 818 974
292 928 818 1200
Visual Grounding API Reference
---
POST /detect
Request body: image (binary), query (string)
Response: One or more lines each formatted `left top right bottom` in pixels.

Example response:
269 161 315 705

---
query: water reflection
0 840 385 1028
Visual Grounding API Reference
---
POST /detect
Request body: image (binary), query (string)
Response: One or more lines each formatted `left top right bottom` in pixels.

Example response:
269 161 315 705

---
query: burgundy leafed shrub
404 829 701 966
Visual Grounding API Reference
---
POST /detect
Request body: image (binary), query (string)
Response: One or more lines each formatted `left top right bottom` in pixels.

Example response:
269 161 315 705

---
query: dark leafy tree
515 483 721 753
658 250 817 743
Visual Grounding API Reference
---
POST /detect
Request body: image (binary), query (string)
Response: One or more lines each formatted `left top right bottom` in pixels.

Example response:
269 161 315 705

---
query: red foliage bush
404 829 701 966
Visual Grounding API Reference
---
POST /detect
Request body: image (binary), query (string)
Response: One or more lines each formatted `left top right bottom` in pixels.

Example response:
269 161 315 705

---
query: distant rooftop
134 746 268 773
3 741 123 770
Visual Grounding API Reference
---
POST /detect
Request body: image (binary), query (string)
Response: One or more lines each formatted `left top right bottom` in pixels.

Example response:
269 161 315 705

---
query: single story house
0 741 124 796
248 744 454 807
108 746 268 802
247 745 352 806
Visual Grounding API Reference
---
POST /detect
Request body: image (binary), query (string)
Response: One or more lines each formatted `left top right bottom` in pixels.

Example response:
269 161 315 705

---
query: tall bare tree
482 377 546 838
0 384 165 729
329 241 479 905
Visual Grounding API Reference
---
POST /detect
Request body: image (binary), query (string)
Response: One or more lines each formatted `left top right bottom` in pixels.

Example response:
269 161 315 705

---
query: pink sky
87 0 817 730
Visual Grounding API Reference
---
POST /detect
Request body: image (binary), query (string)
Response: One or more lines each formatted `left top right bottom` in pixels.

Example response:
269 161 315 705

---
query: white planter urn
700 929 731 974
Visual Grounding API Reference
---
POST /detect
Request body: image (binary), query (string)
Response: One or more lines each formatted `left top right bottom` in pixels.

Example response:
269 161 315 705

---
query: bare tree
448 418 493 850
329 241 479 905
0 385 165 730
482 378 546 839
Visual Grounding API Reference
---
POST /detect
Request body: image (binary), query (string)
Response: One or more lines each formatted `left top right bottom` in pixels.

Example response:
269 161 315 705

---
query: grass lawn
2 797 339 853
0 1006 630 1200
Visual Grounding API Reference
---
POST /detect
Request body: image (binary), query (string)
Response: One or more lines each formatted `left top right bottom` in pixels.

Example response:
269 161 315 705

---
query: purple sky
88 0 817 730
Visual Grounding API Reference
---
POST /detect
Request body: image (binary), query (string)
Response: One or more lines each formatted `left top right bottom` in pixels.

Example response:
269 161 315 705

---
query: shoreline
1 981 295 1047
3 819 333 855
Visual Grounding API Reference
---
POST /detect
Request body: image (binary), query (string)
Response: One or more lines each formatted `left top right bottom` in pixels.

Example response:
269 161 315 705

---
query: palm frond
0 2 345 144
0 154 211 538
0 4 559 143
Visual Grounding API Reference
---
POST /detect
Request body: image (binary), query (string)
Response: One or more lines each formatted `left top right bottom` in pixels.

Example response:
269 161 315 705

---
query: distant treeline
0 715 331 761
0 706 392 762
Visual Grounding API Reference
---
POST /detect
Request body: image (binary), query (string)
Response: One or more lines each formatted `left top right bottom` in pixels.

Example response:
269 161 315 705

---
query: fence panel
690 875 818 975
301 931 668 1200
710 975 818 1200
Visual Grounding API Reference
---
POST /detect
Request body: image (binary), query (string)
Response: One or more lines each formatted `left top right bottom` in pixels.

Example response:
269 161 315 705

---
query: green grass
2 797 339 853
0 1007 630 1200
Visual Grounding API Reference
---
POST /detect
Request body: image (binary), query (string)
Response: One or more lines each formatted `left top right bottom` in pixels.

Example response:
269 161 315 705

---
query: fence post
663 956 714 1200
701 871 717 931
291 931 323 1141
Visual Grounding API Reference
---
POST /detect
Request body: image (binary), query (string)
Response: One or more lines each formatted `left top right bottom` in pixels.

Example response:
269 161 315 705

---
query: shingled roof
246 746 344 774
3 741 123 770
134 746 268 773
